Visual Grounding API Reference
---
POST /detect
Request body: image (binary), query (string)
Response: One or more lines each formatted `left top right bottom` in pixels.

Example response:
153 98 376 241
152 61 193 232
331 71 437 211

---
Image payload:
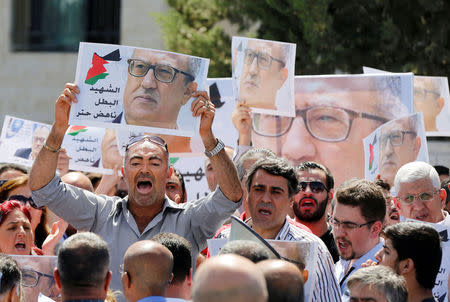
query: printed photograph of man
378 114 422 187
113 48 201 131
414 76 446 132
14 124 50 161
233 37 294 116
248 75 410 188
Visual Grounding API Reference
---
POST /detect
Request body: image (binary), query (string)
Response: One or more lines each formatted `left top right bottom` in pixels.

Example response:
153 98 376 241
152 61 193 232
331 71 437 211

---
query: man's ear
440 188 447 209
187 267 193 286
104 271 112 292
399 258 414 275
121 271 131 290
54 268 62 290
277 67 288 89
302 269 309 283
414 137 421 157
168 166 173 178
370 221 383 238
437 97 444 114
183 82 198 105
121 166 125 177
328 190 334 203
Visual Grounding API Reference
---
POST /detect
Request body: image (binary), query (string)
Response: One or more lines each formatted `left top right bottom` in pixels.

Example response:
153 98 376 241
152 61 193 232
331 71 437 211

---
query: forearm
29 124 66 191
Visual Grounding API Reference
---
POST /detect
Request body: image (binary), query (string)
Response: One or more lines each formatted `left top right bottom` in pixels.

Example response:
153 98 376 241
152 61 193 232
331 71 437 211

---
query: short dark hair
441 177 450 205
246 157 299 198
335 178 386 223
171 166 187 203
383 222 442 290
297 161 334 190
434 165 449 176
152 232 192 284
219 240 272 263
57 232 110 291
374 178 391 192
0 255 21 295
236 148 277 181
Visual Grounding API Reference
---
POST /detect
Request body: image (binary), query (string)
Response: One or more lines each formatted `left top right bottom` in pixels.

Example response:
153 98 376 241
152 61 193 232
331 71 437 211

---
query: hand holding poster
71 42 210 137
363 112 429 187
232 37 296 117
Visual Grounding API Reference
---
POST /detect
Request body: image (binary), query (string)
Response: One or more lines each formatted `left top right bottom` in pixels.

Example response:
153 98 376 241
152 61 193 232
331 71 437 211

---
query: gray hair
187 57 202 83
219 240 272 263
372 76 409 120
394 161 441 194
236 148 278 181
347 266 408 302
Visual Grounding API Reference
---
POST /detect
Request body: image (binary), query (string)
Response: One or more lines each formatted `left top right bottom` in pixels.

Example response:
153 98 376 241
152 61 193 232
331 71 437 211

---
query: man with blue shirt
331 178 386 302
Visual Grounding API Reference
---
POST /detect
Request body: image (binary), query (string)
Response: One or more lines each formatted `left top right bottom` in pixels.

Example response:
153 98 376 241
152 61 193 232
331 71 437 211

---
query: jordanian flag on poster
67 126 88 136
84 49 121 85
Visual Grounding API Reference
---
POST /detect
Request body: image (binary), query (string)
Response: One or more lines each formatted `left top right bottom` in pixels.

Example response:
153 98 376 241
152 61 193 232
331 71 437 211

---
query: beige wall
0 0 168 125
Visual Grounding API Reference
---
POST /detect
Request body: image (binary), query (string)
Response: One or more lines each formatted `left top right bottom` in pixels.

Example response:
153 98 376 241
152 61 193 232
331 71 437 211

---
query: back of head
0 163 28 180
383 222 442 289
236 148 277 181
57 232 110 291
434 165 449 177
257 259 304 302
394 161 440 194
123 240 174 296
335 178 386 222
192 254 268 302
347 265 407 302
219 240 272 263
151 232 191 284
441 177 450 204
61 171 94 192
0 255 21 297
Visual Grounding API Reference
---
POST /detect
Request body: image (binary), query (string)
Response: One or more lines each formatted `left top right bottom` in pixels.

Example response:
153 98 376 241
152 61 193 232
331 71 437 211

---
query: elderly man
192 254 268 302
233 75 408 188
332 179 386 301
347 265 408 302
216 157 340 301
238 39 288 110
375 222 443 302
379 114 421 187
29 83 242 294
54 232 112 302
14 124 50 160
414 77 445 132
394 161 449 225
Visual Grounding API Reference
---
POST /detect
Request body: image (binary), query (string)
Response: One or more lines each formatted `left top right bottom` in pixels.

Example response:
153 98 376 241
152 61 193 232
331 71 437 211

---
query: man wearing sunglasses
29 83 243 294
332 179 386 302
379 114 421 187
233 75 409 189
216 157 341 302
238 39 289 110
114 48 200 128
293 161 339 262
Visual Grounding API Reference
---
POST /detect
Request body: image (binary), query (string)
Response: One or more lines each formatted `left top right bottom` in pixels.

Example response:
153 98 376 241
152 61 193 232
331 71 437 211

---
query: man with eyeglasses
233 75 409 189
293 161 339 262
394 161 449 226
29 83 243 296
238 39 288 110
114 48 201 152
414 77 445 132
216 157 341 302
331 178 386 301
379 114 421 187
14 124 50 160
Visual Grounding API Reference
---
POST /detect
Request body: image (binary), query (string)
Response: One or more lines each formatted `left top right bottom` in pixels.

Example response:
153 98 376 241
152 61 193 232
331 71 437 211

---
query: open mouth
389 209 399 221
336 239 351 252
258 208 272 217
300 198 316 210
15 243 26 250
136 179 153 194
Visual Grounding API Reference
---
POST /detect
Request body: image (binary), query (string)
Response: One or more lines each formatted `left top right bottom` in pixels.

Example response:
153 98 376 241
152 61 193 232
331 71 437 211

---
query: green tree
156 0 449 76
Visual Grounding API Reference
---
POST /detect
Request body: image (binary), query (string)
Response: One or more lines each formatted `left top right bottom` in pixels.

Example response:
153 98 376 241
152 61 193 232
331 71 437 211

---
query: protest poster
364 66 450 136
70 42 210 138
0 115 113 174
10 255 58 302
248 74 414 188
363 112 429 186
232 37 296 117
208 216 318 301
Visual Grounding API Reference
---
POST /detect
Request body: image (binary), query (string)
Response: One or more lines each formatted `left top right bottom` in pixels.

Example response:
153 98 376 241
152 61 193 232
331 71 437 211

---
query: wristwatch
204 139 225 158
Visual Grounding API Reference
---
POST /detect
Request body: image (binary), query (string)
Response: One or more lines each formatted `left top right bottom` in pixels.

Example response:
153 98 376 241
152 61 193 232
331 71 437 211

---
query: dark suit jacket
14 148 31 159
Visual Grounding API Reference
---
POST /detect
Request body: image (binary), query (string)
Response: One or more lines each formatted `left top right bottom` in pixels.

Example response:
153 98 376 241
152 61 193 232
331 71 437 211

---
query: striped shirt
216 217 342 302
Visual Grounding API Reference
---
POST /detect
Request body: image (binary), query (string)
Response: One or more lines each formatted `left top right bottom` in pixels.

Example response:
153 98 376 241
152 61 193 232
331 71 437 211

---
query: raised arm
29 83 79 191
191 91 243 202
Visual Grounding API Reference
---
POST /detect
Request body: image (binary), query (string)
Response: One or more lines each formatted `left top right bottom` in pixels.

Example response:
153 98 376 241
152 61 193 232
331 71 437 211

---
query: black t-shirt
320 226 340 263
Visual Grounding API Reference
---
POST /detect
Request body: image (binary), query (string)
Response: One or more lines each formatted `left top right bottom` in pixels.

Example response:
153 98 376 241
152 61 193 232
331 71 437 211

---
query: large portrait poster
232 37 296 117
363 112 429 186
71 42 210 137
248 74 414 188
363 66 450 136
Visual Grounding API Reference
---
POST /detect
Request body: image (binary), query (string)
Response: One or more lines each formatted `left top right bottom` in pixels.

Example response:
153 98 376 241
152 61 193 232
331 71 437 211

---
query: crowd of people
0 60 449 302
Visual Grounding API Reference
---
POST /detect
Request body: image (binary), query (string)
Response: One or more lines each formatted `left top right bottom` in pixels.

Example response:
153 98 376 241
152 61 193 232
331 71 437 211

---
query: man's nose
374 248 383 262
141 68 158 89
248 56 259 74
281 116 317 164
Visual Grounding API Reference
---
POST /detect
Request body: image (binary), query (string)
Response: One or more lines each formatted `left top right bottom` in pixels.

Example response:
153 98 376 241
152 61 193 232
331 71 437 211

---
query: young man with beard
331 178 386 302
293 161 339 262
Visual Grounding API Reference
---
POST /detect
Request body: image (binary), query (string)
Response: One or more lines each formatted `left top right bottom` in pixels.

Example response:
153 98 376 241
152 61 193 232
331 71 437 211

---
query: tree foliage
155 0 450 77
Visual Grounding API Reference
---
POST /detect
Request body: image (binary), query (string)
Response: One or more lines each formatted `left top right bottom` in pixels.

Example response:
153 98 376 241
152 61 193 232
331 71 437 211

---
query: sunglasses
299 181 327 193
125 135 168 153
7 195 44 210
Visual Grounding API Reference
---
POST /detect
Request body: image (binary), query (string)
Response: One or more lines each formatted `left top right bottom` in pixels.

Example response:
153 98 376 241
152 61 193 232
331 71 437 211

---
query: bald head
61 172 94 192
192 254 268 302
123 240 174 297
257 259 304 302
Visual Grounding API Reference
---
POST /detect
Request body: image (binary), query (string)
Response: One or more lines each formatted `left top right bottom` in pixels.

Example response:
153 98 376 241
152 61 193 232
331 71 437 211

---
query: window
11 0 120 52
